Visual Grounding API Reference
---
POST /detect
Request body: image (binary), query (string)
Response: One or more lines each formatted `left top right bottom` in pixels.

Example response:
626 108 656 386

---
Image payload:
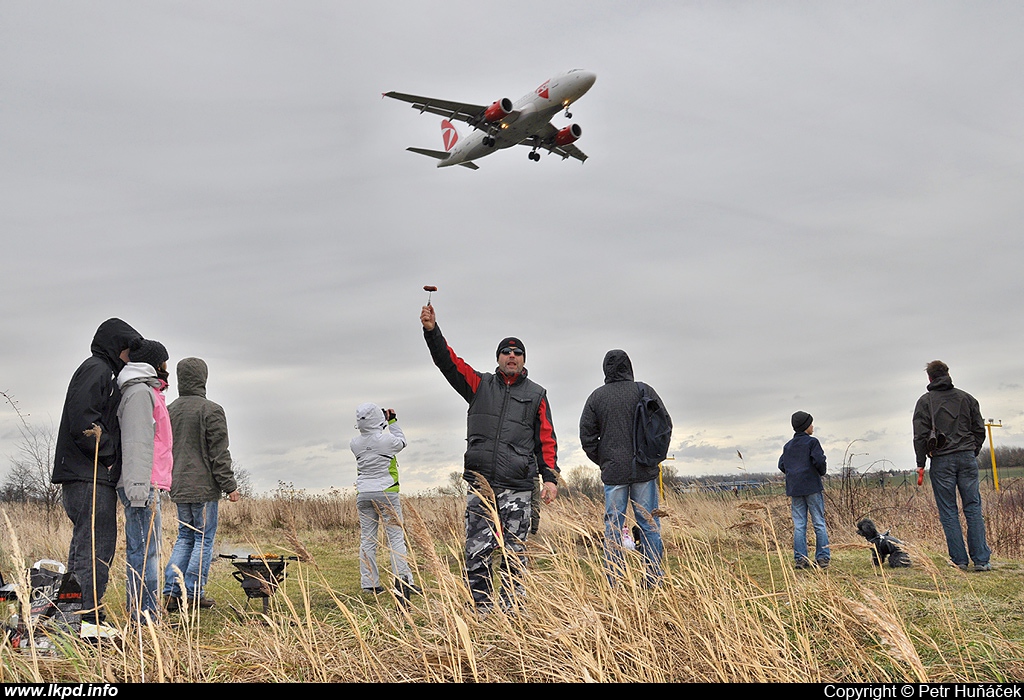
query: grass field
2 478 1024 683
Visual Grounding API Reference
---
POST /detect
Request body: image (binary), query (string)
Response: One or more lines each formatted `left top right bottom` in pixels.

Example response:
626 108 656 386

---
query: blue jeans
604 480 664 584
791 491 829 564
163 502 219 600
118 487 162 622
930 451 990 567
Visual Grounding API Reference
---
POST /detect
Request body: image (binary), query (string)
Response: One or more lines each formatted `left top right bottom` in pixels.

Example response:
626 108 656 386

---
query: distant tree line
977 446 1024 472
1 422 257 504
0 422 61 514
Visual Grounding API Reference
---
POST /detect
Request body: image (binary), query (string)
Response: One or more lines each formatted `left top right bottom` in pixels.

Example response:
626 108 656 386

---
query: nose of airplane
577 71 597 91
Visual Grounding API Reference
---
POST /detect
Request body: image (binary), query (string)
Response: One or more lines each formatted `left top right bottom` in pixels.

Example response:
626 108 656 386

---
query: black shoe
394 578 421 598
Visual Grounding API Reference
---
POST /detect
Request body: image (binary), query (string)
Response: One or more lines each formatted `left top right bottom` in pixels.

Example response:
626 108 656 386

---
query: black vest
464 372 546 491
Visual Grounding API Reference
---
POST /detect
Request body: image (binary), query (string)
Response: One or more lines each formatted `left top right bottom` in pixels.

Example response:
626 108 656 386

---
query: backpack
633 382 672 471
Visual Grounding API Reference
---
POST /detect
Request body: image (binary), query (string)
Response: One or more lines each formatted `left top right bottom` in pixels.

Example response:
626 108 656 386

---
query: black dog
856 519 912 568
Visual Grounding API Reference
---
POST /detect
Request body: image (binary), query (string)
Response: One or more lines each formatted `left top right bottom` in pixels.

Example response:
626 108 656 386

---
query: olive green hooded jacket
167 357 237 503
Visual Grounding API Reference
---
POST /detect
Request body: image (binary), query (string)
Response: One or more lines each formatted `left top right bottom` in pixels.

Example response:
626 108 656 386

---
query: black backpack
633 382 672 471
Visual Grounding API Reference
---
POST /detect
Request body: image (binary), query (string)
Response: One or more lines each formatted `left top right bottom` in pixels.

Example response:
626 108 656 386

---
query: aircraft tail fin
441 119 459 151
406 147 479 170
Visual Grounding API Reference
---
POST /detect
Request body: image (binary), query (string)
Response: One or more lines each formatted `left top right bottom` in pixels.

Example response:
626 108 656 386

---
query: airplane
383 69 597 170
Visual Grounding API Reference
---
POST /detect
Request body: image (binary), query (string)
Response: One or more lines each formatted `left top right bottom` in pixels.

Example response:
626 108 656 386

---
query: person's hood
927 375 954 392
355 402 386 434
117 361 160 390
91 318 142 373
602 349 634 384
176 357 209 398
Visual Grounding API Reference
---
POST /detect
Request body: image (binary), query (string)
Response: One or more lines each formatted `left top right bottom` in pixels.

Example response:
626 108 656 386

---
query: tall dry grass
1 481 1022 682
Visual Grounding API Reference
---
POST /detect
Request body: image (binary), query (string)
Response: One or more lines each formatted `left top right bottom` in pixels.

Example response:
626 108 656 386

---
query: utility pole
985 419 1002 492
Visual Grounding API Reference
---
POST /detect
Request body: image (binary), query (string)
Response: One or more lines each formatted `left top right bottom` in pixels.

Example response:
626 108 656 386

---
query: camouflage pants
465 488 531 608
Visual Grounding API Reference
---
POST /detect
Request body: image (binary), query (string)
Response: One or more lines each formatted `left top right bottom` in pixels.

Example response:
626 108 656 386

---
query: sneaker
80 620 119 641
973 563 992 572
362 586 386 594
197 596 216 609
815 559 831 569
794 559 810 570
164 595 181 612
950 561 970 571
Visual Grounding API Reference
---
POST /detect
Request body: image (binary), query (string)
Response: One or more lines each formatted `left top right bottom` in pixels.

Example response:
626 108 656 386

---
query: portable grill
220 554 298 615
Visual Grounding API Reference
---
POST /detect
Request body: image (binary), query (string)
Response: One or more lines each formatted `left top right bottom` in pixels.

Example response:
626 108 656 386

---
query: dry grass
2 481 1023 683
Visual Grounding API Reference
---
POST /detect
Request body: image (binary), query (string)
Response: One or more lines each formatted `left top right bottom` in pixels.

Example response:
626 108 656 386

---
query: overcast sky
3 1 1023 494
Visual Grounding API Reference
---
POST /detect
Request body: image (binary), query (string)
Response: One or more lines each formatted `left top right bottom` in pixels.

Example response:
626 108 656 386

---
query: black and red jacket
425 325 558 491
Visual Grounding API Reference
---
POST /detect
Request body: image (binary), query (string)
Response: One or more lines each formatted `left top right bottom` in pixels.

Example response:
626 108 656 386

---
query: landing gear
564 107 572 118
483 135 496 147
528 150 540 161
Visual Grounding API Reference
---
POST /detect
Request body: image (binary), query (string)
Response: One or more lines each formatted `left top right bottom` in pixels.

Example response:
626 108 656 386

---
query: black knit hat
131 339 169 370
791 411 813 433
496 336 525 361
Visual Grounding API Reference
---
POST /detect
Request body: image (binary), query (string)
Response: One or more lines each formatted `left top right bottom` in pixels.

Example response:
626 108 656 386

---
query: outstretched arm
422 305 481 402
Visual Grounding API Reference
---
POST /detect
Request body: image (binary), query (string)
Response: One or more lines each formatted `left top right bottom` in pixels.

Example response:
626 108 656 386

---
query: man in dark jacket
913 360 990 571
163 357 240 611
421 303 558 611
52 318 142 635
778 411 829 569
580 350 670 584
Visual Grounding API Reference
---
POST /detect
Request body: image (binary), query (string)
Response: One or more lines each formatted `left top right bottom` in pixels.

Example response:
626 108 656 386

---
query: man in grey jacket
580 349 671 585
163 357 240 611
913 360 991 571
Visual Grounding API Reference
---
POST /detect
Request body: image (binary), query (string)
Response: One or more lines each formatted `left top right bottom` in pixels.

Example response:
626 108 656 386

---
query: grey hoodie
117 362 169 507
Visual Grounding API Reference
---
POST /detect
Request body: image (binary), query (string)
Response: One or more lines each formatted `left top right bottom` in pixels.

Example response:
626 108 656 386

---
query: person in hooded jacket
350 403 418 596
52 318 142 637
580 350 671 584
162 357 239 611
116 339 172 624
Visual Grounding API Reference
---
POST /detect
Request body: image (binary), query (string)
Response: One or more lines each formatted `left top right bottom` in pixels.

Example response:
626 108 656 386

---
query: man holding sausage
420 303 558 612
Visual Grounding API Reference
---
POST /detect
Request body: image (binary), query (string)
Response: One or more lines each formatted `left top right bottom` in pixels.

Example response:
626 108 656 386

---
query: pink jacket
117 362 173 506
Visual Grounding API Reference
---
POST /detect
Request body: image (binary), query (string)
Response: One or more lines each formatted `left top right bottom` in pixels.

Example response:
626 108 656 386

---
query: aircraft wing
523 123 589 163
383 91 489 126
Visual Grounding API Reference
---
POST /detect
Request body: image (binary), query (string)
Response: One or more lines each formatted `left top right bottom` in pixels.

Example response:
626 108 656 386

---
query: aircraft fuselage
438 69 596 167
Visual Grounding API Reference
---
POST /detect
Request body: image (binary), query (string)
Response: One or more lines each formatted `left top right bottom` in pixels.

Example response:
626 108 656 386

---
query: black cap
496 336 526 361
792 411 813 433
131 339 169 370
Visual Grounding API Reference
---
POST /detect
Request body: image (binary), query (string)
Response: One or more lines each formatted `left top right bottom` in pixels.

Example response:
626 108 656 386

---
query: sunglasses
500 348 524 357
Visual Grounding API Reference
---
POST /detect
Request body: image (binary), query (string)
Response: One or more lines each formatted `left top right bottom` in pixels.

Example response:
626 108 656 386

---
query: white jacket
350 402 406 494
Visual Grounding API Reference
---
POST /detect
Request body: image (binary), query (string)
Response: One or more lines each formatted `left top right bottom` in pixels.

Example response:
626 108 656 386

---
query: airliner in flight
383 69 597 170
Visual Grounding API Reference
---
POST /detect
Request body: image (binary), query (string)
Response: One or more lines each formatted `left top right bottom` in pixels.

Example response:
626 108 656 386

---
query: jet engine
554 123 583 146
483 98 513 123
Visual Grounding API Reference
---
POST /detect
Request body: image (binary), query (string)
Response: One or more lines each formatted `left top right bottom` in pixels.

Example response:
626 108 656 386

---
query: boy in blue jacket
778 411 830 569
